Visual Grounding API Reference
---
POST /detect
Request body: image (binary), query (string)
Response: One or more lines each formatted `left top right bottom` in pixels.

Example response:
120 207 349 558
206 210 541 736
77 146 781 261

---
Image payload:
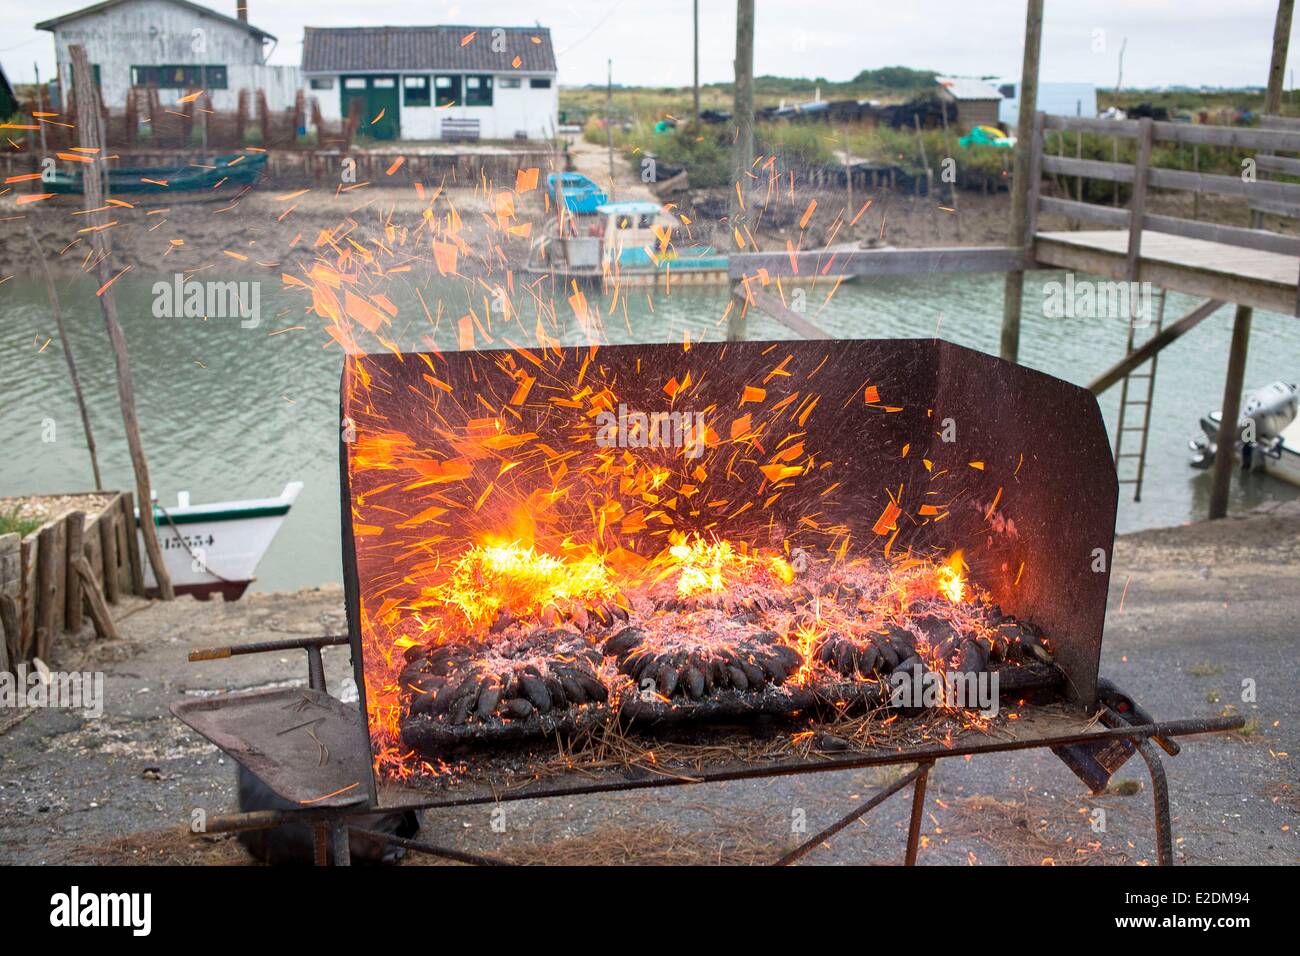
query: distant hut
935 76 1003 132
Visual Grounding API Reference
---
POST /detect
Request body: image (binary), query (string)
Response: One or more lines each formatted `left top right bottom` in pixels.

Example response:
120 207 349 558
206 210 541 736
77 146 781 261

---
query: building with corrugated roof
935 76 1004 132
301 25 558 142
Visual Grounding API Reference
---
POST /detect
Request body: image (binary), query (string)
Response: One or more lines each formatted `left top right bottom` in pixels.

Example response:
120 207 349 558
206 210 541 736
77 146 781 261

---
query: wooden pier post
999 0 1044 363
731 0 755 228
69 44 174 598
1208 306 1253 519
1208 0 1292 519
728 0 756 342
26 222 102 491
692 0 700 127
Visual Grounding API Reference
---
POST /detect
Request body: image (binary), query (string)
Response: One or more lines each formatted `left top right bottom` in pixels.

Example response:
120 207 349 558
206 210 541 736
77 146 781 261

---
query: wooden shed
936 76 1004 132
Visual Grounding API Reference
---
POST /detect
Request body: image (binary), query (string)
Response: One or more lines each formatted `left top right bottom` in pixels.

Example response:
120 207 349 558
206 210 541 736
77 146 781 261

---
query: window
403 75 430 106
434 74 461 107
371 77 396 88
465 75 493 106
310 77 334 90
498 77 522 89
68 63 102 91
530 77 552 89
131 65 227 89
344 77 367 90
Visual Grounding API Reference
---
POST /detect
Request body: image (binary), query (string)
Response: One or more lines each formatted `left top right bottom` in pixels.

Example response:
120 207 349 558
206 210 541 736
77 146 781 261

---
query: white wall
998 82 1098 126
48 0 296 111
308 72 558 141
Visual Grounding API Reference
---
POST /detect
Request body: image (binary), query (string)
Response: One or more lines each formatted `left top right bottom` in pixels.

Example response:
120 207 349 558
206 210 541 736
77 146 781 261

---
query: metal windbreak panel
339 338 1116 782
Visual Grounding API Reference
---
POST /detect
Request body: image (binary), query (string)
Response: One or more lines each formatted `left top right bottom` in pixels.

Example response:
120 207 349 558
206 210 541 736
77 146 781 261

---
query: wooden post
843 127 853 219
999 0 1044 363
605 58 615 199
99 505 120 604
1265 1 1294 116
74 557 118 642
731 0 755 227
939 99 961 240
65 512 85 634
1113 136 1120 207
913 114 936 240
0 593 15 674
0 533 19 671
1209 0 1290 519
1208 306 1253 519
69 44 174 599
26 222 102 490
121 491 144 595
693 0 700 127
34 62 48 157
1125 118 1154 284
35 522 60 661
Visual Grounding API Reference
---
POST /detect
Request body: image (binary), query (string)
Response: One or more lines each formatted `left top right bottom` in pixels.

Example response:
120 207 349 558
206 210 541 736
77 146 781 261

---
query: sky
0 0 1295 89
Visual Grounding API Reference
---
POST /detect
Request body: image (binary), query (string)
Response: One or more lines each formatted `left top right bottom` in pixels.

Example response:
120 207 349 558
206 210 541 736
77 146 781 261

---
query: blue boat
546 172 609 214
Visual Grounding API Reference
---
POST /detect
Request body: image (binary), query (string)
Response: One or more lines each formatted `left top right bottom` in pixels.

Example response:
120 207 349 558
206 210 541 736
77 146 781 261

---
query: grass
585 115 1012 192
0 507 43 537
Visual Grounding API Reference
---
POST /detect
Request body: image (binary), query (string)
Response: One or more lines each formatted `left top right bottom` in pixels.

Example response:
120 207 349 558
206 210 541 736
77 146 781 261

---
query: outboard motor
1189 382 1298 470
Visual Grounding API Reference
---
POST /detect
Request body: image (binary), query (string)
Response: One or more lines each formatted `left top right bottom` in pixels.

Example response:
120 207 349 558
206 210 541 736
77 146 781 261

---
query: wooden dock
725 3 1300 523
1034 229 1300 317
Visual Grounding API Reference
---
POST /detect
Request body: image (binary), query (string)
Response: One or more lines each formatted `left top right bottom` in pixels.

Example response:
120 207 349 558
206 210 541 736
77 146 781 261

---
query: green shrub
0 507 42 537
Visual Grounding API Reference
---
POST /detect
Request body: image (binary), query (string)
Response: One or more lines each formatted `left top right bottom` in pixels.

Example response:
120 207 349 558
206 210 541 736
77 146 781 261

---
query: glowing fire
411 542 621 636
936 551 966 604
665 533 794 598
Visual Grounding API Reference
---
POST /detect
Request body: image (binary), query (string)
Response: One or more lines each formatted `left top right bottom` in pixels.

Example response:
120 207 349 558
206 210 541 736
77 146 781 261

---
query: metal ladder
1114 288 1167 501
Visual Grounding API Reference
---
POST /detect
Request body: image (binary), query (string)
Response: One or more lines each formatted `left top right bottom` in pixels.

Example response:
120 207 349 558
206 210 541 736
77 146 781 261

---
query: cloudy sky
1 0 1295 89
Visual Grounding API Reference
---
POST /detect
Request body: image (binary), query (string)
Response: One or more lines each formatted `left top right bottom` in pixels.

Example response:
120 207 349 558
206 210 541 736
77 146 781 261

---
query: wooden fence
0 492 141 673
1034 113 1300 274
17 88 354 153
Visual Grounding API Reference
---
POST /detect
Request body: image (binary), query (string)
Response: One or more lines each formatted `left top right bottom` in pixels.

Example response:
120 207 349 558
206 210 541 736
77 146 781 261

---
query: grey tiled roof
302 25 556 74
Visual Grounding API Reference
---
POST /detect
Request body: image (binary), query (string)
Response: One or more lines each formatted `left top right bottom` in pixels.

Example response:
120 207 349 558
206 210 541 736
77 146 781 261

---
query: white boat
138 482 303 600
1189 382 1300 487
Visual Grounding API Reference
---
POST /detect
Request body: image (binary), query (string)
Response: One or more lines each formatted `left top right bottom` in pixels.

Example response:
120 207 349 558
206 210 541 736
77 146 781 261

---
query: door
340 75 401 140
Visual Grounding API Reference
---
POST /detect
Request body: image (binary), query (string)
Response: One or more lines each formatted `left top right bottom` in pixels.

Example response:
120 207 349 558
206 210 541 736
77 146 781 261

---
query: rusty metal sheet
339 338 1118 791
171 688 371 808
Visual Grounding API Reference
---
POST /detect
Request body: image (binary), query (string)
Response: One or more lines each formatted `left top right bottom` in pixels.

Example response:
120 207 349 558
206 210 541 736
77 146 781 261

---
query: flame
936 550 966 604
413 541 620 636
664 532 794 597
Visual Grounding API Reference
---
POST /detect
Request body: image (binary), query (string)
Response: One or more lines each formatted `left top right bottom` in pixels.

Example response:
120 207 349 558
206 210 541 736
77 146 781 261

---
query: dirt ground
0 137 1028 282
4 136 1289 285
0 502 1295 866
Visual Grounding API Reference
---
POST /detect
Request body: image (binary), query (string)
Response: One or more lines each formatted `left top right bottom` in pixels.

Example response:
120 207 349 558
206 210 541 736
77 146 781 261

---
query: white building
996 80 1098 126
36 0 301 112
301 25 558 142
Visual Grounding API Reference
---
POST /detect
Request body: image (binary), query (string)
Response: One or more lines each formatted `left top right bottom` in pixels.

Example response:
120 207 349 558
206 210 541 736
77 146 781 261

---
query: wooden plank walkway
1034 229 1300 316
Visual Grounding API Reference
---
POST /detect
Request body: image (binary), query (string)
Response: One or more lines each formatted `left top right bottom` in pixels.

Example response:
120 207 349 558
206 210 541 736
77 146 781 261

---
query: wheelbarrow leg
1134 737 1174 866
904 761 933 865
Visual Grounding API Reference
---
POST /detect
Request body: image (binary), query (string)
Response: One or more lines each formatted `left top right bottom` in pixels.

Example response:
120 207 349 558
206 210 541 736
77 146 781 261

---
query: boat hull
138 482 301 600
